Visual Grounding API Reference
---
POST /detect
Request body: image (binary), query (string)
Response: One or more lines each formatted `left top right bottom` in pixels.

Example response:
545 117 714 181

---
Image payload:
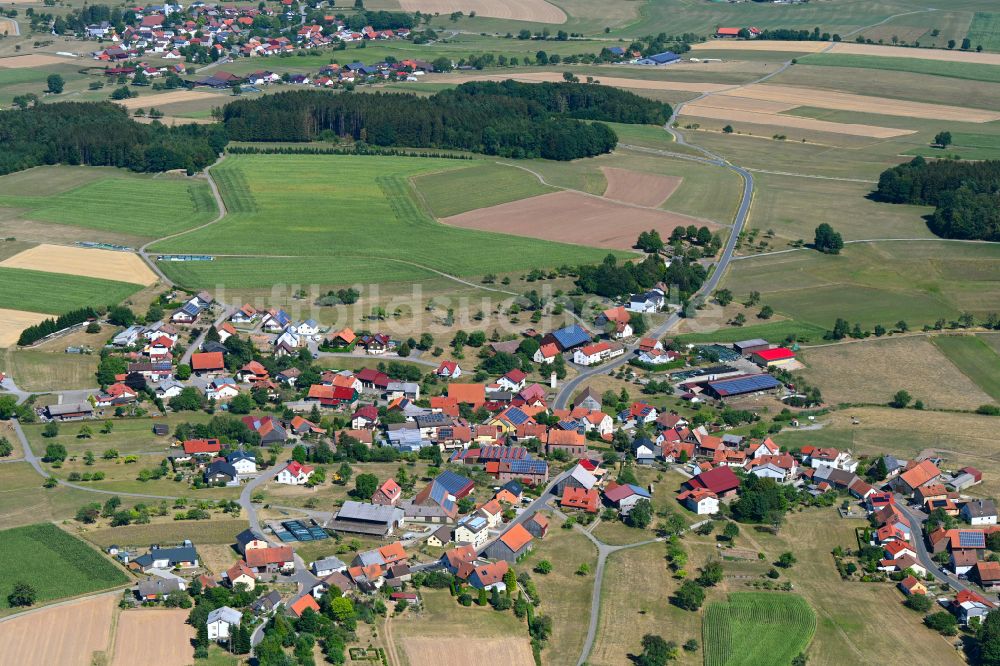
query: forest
0 102 227 176
223 82 670 160
875 156 1000 241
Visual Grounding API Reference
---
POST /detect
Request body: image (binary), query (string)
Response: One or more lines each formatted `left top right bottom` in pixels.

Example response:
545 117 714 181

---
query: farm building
704 374 782 399
752 347 796 368
45 402 93 421
636 51 680 65
733 339 771 355
328 501 405 537
686 466 741 498
543 324 592 351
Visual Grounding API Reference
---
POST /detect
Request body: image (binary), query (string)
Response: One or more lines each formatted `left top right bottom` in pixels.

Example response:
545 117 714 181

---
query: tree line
223 81 670 160
17 307 100 346
0 102 228 177
575 253 706 300
875 156 1000 241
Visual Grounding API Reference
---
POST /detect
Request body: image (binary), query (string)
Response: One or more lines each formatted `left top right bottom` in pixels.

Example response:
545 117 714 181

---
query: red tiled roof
246 546 294 567
191 351 224 371
289 594 320 617
449 383 486 405
499 524 533 552
183 438 220 454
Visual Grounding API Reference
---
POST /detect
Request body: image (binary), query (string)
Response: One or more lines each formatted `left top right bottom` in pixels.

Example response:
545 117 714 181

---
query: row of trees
0 102 227 177
17 306 99 346
875 156 1000 241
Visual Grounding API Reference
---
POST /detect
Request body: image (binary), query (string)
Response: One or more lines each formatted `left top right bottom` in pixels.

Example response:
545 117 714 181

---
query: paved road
238 463 283 542
181 305 236 365
476 470 569 556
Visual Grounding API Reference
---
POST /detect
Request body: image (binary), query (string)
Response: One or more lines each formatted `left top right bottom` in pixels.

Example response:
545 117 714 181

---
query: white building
276 461 314 485
207 606 242 641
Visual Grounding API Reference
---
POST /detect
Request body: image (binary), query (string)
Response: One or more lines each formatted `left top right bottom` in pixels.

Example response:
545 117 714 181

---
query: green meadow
153 154 621 287
0 267 142 315
800 52 1000 84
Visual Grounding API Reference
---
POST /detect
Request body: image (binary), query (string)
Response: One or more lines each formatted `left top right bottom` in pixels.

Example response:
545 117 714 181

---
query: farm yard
0 523 129 612
111 609 195 666
703 593 815 666
0 593 117 666
152 154 620 288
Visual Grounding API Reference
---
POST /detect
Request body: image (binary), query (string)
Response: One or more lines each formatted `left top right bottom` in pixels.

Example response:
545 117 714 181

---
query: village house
236 529 268 555
276 460 314 485
207 606 242 641
484 524 534 562
372 478 403 506
224 561 257 590
454 514 489 548
962 499 998 526
677 488 720 515
246 546 295 574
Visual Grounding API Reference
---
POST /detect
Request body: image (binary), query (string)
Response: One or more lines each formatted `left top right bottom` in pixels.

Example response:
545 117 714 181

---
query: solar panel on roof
960 532 986 548
709 374 782 396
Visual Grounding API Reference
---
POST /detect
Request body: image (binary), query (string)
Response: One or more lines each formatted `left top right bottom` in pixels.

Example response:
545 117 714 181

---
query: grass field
703 593 815 666
676 320 828 345
4 349 98 390
0 169 217 240
904 131 1000 161
0 267 142 315
800 52 1000 84
412 161 555 218
0 523 129 611
0 463 99 531
519 522 597 666
151 154 618 287
722 242 1000 331
20 414 210 456
83 519 249 549
930 334 1000 402
798 335 994 410
967 12 1000 51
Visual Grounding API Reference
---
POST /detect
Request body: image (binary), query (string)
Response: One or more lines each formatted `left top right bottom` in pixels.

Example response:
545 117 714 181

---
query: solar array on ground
276 520 329 542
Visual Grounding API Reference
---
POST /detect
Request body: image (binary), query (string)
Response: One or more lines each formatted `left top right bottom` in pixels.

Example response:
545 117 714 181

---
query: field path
732 237 997 261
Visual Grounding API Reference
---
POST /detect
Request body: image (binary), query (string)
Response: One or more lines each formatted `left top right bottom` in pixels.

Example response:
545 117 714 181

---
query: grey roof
431 525 452 542
356 550 386 567
312 556 347 572
568 464 597 490
46 402 93 416
963 499 997 518
401 500 452 519
236 529 263 547
251 590 282 611
335 501 403 525
207 606 242 626
137 577 183 597
387 381 419 393
733 338 769 349
135 545 197 567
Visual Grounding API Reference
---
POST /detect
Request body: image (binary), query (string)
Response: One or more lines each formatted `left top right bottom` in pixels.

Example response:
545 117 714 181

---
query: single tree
46 73 64 94
814 223 844 254
7 582 36 607
355 473 378 498
934 130 952 148
890 390 912 409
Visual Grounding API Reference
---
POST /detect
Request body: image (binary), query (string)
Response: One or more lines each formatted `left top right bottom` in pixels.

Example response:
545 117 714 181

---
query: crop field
442 70 733 93
967 12 1000 51
0 267 142 315
601 167 681 207
4 349 98 388
0 245 158 286
905 131 1000 160
442 190 717 250
798 335 994 410
0 170 217 240
151 154 618 286
800 52 1000 84
828 40 1000 65
412 161 555 218
676 320 828 345
680 103 912 138
703 593 815 666
112 609 194 666
397 0 565 23
722 242 1000 330
0 593 116 666
0 523 129 610
0 54 74 68
930 334 1000 402
0 310 49 347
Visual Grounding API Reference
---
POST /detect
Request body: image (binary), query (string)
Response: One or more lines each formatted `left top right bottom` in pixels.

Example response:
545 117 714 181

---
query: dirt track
0 594 116 666
398 0 565 23
0 308 50 347
601 167 681 207
0 244 159 286
112 610 194 666
442 190 717 250
402 637 534 666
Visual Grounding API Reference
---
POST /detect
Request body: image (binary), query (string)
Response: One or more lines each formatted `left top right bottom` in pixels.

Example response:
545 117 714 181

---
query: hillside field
930 334 1000 402
0 267 143 315
703 593 816 666
152 154 621 288
0 523 129 611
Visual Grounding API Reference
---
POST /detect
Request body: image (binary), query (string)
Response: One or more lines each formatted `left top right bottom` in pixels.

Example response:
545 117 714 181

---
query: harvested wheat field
440 71 731 93
398 0 564 22
112 609 194 666
0 593 115 666
692 40 832 53
718 84 1000 123
0 244 158 286
680 103 913 138
601 167 681 207
798 336 993 410
0 54 72 68
683 95 796 114
403 637 534 666
829 42 1000 65
0 308 50 347
442 190 716 250
113 89 224 110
